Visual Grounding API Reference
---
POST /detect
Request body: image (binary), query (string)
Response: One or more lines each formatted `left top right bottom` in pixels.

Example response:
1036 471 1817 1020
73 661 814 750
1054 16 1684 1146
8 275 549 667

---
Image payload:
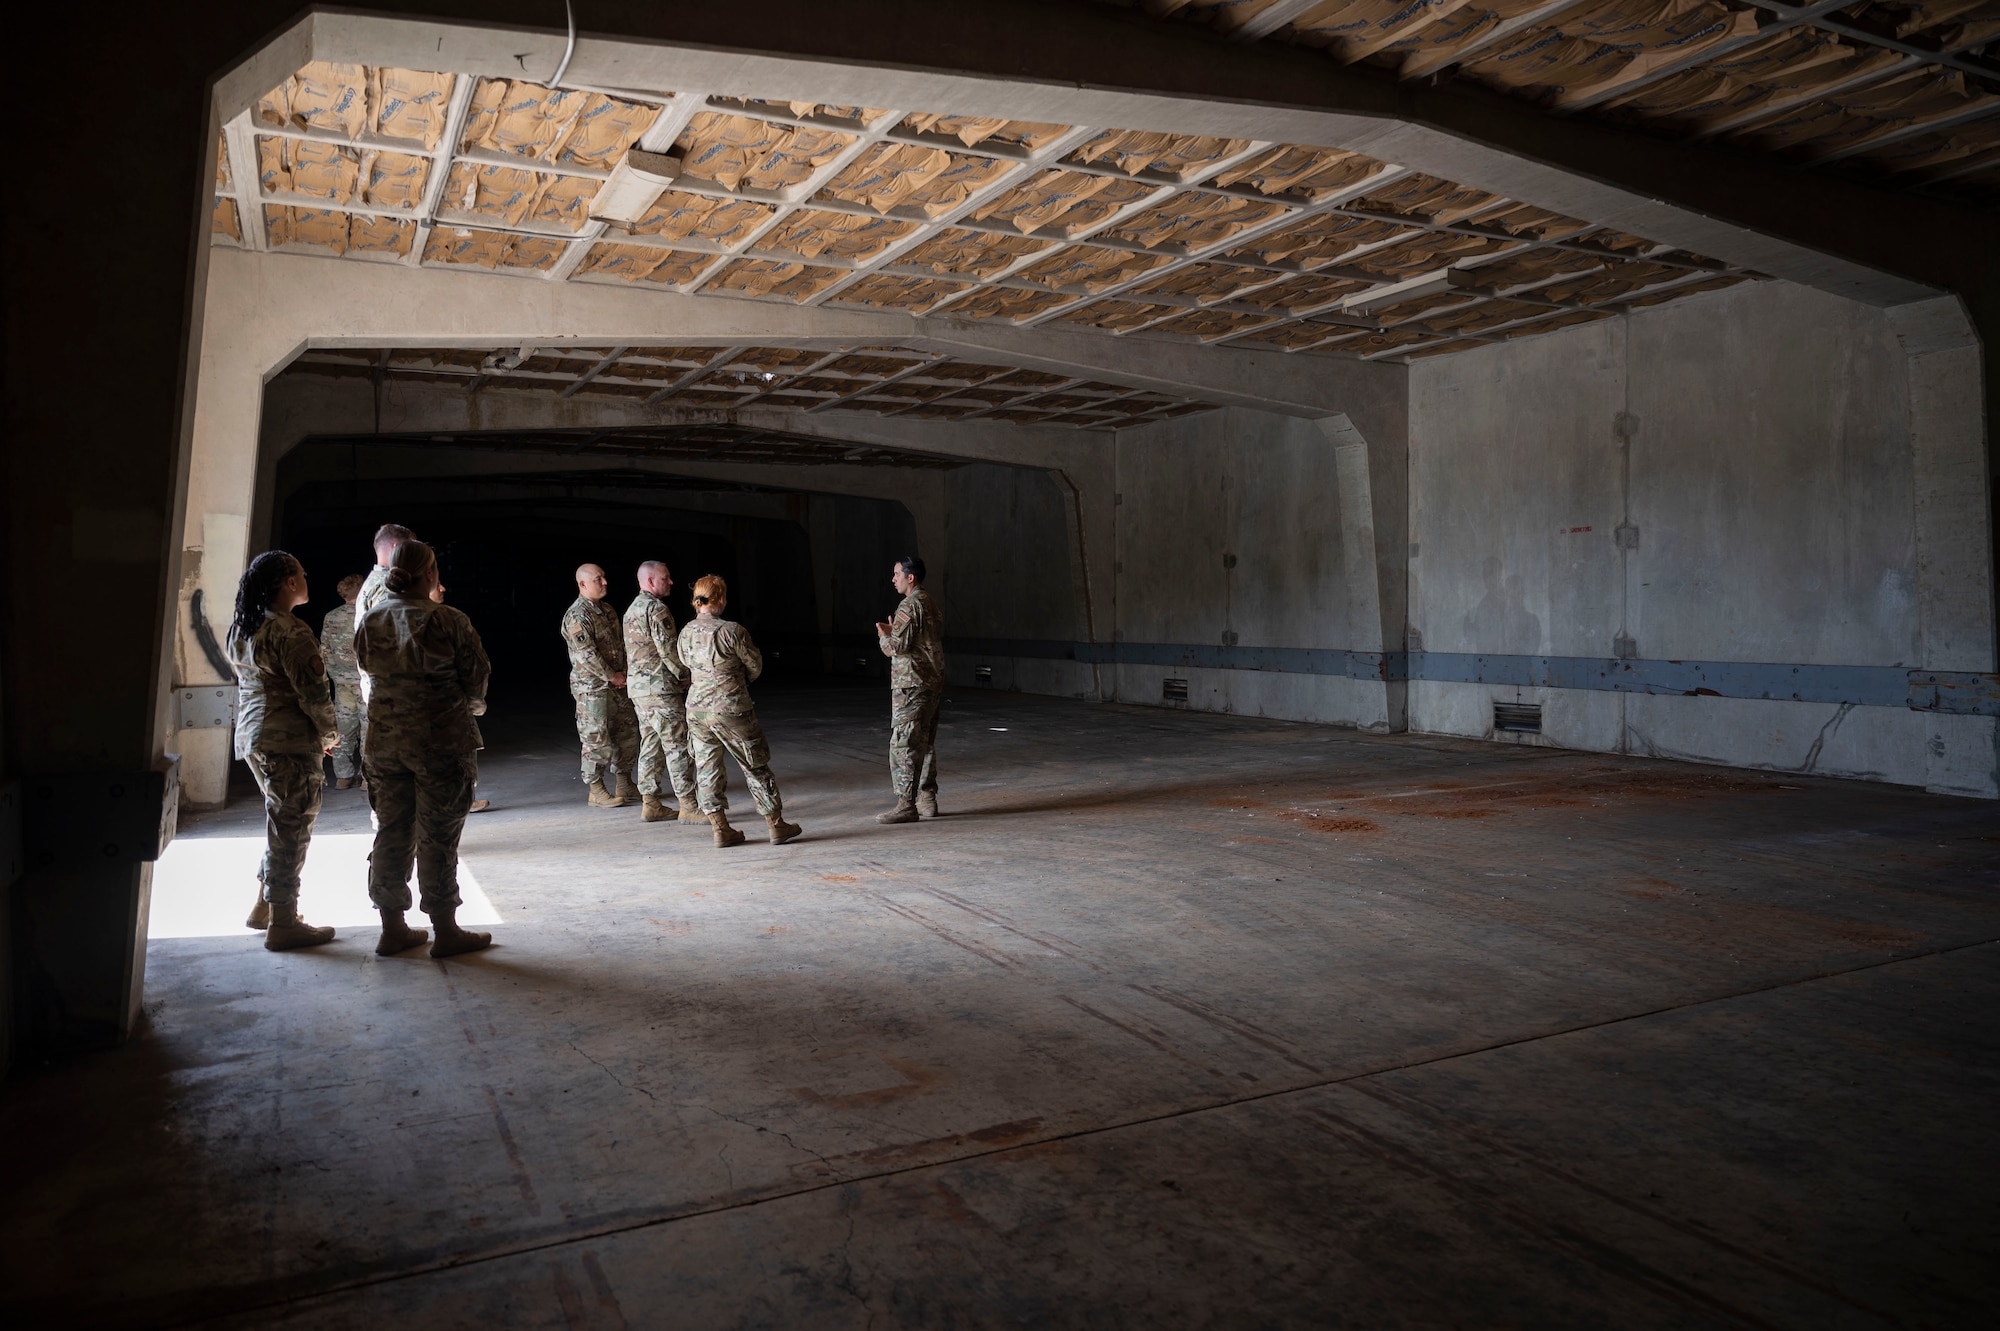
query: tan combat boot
677 797 706 824
608 772 637 807
641 793 668 822
264 902 335 951
587 775 621 807
877 799 918 824
428 904 492 959
709 809 746 848
375 908 429 956
245 891 270 931
917 792 940 819
766 811 802 845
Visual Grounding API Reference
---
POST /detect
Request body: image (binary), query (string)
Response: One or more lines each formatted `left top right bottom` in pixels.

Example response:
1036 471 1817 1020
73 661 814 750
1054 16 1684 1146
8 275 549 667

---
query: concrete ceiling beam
217 247 1393 421
900 319 1403 420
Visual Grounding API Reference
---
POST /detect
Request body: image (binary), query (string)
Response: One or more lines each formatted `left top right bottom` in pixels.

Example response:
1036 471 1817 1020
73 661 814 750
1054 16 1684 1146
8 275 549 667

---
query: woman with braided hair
355 539 494 957
228 550 341 951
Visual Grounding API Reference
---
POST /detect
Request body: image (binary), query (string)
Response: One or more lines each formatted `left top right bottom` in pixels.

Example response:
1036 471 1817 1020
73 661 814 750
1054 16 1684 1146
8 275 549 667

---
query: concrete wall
941 463 1095 698
1407 280 1995 796
1106 407 1391 726
946 281 1992 798
932 403 1417 723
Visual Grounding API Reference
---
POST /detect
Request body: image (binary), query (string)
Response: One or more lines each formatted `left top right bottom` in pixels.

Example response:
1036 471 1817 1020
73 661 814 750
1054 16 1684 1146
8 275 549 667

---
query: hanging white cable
550 0 577 87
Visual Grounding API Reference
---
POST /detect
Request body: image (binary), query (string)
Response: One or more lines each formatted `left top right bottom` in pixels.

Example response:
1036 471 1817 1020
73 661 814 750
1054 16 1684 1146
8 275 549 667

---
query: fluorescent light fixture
589 149 682 225
1343 270 1455 313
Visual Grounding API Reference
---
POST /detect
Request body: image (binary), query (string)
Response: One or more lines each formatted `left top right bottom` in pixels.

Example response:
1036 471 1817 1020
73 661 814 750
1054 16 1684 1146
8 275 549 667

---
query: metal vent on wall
1163 678 1189 703
975 665 993 685
1494 701 1543 734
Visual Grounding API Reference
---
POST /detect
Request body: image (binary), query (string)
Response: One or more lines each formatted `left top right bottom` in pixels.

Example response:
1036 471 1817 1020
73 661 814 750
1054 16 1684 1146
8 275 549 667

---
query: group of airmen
557 552 944 845
226 521 945 957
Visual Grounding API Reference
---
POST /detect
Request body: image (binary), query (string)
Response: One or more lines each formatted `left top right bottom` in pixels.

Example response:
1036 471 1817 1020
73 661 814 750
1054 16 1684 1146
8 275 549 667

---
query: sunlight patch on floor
149 833 505 938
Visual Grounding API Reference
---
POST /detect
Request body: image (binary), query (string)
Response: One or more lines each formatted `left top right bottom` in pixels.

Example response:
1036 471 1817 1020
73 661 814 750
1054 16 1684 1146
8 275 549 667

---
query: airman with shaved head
623 560 703 825
562 562 640 807
355 523 416 709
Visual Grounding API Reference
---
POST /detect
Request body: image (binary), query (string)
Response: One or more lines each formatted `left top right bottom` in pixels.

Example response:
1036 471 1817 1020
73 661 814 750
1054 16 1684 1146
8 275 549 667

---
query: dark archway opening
272 452 921 712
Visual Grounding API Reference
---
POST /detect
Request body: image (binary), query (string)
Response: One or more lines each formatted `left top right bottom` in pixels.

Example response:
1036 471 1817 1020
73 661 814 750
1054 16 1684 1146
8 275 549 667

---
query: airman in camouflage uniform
564 563 641 807
677 575 801 848
356 539 493 958
875 556 945 823
355 523 415 704
623 562 703 825
228 550 341 951
320 573 366 787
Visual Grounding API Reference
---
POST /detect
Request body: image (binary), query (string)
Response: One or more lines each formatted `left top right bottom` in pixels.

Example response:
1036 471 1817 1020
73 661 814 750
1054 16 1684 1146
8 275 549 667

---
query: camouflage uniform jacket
320 602 361 682
228 609 338 759
880 586 945 691
355 594 491 757
562 595 627 693
677 612 763 715
623 592 689 699
356 564 392 616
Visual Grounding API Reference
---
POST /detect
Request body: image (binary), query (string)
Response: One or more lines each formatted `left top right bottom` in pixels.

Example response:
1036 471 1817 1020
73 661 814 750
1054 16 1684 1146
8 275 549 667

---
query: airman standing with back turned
357 523 416 619
356 540 493 959
355 523 416 707
875 555 945 823
227 550 341 951
678 575 801 848
624 561 704 825
320 573 366 789
563 563 641 807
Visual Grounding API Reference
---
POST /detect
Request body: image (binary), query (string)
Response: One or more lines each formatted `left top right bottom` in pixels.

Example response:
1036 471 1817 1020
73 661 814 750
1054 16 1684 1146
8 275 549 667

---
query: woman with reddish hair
675 575 801 849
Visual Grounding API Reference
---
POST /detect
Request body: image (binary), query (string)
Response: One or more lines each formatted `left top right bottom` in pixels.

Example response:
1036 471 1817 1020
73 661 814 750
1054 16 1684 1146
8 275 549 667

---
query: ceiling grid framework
215 54 1775 376
1123 0 2000 204
283 345 1225 429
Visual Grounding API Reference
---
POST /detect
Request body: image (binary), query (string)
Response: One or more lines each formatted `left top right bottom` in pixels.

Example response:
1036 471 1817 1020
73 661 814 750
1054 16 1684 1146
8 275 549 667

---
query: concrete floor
3 681 1996 1328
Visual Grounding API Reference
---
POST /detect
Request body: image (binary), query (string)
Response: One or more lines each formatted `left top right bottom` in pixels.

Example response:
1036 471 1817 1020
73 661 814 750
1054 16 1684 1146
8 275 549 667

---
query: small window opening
975 665 993 684
1494 701 1542 734
1163 678 1189 702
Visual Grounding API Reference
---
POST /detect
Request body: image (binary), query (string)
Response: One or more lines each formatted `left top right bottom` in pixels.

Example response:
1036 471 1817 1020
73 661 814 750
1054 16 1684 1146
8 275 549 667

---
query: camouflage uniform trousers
330 681 364 781
245 752 325 909
363 750 477 915
688 708 782 818
633 692 699 804
890 687 942 802
573 686 640 782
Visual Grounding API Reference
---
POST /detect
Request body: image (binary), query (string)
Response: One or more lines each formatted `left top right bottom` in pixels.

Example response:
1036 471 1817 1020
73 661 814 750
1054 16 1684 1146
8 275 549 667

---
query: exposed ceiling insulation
1112 0 2000 207
283 345 1224 430
216 60 1765 367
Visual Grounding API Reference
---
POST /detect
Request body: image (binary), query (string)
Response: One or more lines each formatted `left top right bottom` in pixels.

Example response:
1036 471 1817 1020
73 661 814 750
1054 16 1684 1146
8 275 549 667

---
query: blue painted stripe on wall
942 639 2000 716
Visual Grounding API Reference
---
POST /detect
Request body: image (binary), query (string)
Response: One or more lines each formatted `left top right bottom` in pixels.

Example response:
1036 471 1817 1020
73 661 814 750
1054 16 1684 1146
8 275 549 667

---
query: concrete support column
1892 296 1997 798
176 309 270 809
1322 413 1410 732
13 861 154 1052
